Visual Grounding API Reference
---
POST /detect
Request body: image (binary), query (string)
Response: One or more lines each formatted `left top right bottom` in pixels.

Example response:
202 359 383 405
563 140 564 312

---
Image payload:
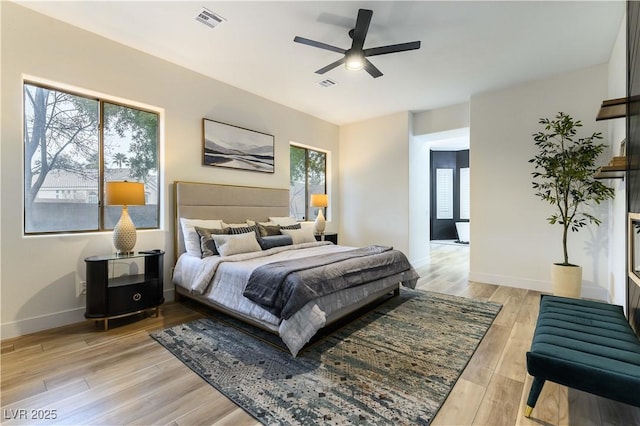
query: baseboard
581 284 609 302
164 287 176 303
469 272 549 293
1 288 176 341
469 272 609 302
1 307 86 340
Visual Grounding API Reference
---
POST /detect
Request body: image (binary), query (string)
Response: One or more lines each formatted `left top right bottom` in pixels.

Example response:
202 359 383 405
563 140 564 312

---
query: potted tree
530 112 615 298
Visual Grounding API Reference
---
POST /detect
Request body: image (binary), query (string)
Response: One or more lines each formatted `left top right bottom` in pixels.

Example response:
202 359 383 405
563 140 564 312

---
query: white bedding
173 241 414 355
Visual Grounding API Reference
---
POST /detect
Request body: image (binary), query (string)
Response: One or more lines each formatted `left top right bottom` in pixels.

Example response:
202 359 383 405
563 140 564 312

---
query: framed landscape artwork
202 119 275 173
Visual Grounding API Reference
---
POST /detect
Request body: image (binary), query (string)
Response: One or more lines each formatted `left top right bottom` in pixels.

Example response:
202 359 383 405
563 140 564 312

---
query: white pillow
212 232 262 256
269 216 298 226
180 218 224 257
281 227 317 244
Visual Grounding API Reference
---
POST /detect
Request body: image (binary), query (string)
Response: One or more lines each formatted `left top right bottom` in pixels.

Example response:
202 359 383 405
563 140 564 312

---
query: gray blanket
243 245 417 319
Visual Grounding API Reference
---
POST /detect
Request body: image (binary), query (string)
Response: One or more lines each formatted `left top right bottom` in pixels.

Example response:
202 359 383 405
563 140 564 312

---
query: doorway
409 127 469 268
430 150 469 242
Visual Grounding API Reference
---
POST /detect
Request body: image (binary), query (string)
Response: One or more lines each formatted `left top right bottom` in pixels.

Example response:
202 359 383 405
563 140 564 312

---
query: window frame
23 80 161 235
289 144 327 221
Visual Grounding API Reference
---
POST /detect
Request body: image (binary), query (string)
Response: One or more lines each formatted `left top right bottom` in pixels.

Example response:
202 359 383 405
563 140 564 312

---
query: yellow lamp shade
105 181 145 255
106 181 145 206
310 194 328 208
310 193 328 235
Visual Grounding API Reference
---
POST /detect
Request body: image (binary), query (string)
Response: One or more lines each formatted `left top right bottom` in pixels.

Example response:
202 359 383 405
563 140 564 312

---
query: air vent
196 8 226 29
317 79 337 88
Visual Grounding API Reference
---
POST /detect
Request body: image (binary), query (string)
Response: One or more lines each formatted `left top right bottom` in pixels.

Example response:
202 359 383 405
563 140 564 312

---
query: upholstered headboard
173 181 290 260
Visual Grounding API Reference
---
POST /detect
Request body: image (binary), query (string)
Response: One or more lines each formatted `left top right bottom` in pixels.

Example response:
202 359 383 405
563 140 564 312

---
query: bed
172 181 419 356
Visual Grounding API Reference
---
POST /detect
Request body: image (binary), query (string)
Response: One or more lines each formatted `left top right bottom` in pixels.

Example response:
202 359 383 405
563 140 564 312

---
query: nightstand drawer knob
133 293 142 302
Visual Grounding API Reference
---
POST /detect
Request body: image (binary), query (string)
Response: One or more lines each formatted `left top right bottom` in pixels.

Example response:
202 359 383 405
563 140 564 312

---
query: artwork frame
202 118 275 173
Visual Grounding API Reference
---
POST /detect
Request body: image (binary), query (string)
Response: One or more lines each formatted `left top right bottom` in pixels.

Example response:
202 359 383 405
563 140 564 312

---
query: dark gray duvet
242 245 418 319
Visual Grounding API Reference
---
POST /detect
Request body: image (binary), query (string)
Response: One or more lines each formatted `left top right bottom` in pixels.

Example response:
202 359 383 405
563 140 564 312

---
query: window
23 82 159 234
289 145 326 221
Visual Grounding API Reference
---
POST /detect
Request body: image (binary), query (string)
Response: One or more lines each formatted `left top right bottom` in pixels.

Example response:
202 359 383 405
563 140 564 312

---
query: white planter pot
551 264 583 298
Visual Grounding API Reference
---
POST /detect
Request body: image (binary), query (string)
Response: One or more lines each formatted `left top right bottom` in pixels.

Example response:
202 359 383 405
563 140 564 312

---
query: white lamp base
113 206 137 255
314 209 326 234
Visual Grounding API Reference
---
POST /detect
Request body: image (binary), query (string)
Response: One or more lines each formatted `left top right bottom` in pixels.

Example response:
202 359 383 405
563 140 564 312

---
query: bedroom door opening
409 127 469 270
426 128 470 245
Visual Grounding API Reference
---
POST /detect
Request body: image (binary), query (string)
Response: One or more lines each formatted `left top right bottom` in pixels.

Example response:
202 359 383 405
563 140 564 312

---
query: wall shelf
596 97 627 121
594 156 626 180
595 166 625 180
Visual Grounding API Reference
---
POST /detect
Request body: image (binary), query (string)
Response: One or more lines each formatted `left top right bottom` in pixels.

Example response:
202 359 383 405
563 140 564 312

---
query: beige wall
469 64 611 299
413 102 470 137
0 3 338 337
339 112 412 256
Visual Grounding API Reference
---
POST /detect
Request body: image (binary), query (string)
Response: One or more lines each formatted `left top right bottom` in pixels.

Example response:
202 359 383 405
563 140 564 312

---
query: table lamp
106 181 145 255
310 193 328 235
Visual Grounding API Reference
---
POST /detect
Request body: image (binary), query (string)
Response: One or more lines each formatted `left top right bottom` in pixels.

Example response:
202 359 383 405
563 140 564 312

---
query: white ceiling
17 1 625 125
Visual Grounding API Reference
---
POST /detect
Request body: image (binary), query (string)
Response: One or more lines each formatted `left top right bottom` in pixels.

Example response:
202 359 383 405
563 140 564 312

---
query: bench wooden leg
524 376 546 417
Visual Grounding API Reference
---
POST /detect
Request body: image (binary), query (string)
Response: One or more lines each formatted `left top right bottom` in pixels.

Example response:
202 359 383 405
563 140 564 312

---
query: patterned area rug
152 289 501 425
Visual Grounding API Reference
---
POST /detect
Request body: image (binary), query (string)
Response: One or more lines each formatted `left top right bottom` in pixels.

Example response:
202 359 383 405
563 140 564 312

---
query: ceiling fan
293 8 421 78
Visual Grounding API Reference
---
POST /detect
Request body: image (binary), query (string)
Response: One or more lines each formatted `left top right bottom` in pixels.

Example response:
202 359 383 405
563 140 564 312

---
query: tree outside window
23 82 159 234
289 145 326 220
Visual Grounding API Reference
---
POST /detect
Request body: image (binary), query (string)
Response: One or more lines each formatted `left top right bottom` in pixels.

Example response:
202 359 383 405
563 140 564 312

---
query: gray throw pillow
195 226 229 258
258 223 282 237
258 235 293 250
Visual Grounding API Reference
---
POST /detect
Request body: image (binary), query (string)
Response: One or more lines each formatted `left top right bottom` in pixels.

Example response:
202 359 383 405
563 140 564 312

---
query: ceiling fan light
345 53 364 71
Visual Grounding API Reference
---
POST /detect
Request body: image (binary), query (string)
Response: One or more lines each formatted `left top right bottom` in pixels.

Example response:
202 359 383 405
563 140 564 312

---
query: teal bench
525 295 640 417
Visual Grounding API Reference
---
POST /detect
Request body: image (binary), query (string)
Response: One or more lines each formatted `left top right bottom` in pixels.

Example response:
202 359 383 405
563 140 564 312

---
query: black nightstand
84 250 164 330
315 233 338 244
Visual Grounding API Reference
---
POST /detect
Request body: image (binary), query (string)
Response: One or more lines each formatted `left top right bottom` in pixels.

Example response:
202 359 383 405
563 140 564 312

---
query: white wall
409 130 430 268
469 64 612 300
413 103 470 137
339 112 411 256
606 15 627 307
0 3 339 338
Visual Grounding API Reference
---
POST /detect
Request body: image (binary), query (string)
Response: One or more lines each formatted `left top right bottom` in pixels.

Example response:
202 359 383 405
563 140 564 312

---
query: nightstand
315 233 338 244
84 250 164 330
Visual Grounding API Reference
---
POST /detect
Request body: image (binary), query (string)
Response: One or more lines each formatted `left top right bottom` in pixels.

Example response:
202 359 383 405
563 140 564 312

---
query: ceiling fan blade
350 9 373 51
315 57 346 74
294 36 345 55
363 41 421 57
363 59 383 78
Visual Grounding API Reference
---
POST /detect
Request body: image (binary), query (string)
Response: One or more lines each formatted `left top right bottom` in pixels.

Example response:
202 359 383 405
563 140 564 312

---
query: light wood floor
2 242 639 425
